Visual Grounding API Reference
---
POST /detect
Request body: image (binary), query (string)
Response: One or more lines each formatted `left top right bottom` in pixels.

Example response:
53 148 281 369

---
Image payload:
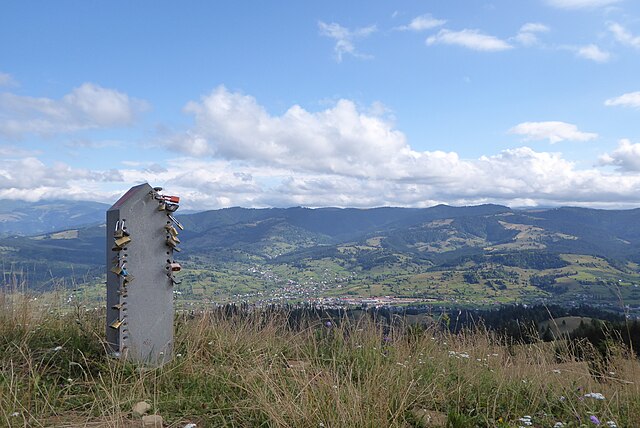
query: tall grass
0 291 638 427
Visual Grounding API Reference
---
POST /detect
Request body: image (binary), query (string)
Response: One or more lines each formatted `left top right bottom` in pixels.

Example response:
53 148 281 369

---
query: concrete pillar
106 183 181 366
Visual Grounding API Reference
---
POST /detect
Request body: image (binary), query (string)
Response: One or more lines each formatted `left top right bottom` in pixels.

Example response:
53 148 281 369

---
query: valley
1 201 640 314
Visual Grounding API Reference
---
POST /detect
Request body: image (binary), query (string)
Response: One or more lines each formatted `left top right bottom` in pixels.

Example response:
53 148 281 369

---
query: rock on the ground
132 401 152 417
142 414 163 427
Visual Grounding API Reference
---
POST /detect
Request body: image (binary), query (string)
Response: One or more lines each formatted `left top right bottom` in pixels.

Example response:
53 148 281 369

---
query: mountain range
1 200 640 309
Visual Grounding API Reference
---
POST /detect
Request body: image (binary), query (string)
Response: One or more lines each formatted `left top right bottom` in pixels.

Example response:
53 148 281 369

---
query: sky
1 0 640 210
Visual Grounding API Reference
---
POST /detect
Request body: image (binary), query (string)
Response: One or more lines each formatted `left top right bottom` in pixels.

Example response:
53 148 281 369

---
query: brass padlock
112 303 124 310
158 201 166 211
114 236 131 247
166 236 179 248
123 275 134 285
110 264 123 275
164 224 179 237
109 318 123 329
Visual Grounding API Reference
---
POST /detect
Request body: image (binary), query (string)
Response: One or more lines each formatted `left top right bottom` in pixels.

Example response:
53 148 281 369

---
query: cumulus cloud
0 157 124 201
318 21 377 62
0 83 147 139
609 22 640 49
132 88 640 209
546 0 621 9
605 91 640 108
397 14 446 32
509 121 598 143
515 22 550 46
575 44 611 62
426 29 512 51
170 86 414 179
600 139 640 171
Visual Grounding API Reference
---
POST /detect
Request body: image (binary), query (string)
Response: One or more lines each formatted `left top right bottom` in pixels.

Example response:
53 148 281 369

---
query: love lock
164 224 179 237
112 303 124 310
169 262 181 272
165 203 179 212
167 272 182 285
163 195 180 204
114 236 131 248
123 275 134 286
158 201 166 211
166 236 179 248
109 318 123 329
114 220 123 238
110 264 123 275
168 214 184 230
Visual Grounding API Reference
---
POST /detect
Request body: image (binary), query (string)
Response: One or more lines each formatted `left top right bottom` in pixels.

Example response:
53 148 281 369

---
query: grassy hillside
0 292 637 427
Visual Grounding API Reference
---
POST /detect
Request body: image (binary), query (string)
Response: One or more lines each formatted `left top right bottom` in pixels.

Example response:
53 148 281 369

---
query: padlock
167 272 182 285
110 264 123 275
123 275 134 286
114 236 131 247
120 267 129 277
163 195 180 204
112 303 124 310
168 214 184 230
166 203 179 212
164 224 179 237
109 318 123 329
169 262 181 272
114 220 124 238
166 236 179 248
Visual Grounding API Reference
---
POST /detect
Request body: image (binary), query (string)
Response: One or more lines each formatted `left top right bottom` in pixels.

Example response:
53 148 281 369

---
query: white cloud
515 22 550 46
509 121 598 143
609 22 640 48
139 88 640 209
0 157 123 201
171 86 413 179
318 21 377 62
0 83 147 139
576 44 611 62
397 14 446 32
605 91 640 108
600 139 640 171
426 29 512 51
0 72 16 87
546 0 622 9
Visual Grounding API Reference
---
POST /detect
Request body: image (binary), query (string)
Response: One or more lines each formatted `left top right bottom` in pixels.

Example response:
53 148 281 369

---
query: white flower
552 369 561 374
10 412 19 417
606 421 618 428
184 424 197 428
52 346 63 352
584 392 605 400
553 423 565 428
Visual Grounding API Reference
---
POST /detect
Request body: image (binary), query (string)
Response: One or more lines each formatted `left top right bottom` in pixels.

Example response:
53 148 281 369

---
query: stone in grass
142 414 163 427
411 408 447 427
132 401 152 417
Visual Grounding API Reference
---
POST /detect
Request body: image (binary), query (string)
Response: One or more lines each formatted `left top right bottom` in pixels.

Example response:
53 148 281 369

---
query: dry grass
0 291 638 427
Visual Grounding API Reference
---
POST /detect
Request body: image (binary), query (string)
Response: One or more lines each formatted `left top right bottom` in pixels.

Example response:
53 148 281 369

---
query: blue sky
1 0 640 209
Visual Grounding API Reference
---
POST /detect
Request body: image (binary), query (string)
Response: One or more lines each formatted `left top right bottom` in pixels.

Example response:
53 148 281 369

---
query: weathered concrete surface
106 183 175 365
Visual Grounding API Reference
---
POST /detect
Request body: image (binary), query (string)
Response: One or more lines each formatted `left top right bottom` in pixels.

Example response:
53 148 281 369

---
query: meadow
0 291 638 427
